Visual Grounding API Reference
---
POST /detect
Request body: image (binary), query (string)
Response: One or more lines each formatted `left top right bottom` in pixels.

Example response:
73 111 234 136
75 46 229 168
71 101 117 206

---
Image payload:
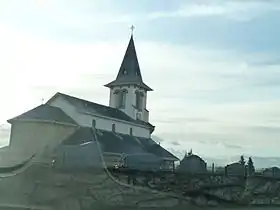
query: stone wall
112 170 280 207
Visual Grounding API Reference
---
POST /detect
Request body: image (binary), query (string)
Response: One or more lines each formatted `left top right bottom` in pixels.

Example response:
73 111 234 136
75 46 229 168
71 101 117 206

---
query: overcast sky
1 0 280 160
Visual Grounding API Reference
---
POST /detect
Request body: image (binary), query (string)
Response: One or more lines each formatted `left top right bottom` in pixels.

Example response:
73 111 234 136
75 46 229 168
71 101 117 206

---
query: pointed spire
116 35 143 81
105 27 152 91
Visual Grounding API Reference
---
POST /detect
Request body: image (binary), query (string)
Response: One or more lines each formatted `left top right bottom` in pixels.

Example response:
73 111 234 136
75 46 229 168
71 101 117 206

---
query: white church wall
143 109 149 122
48 96 80 122
142 91 150 121
49 96 150 138
109 88 114 107
91 116 151 138
9 121 77 163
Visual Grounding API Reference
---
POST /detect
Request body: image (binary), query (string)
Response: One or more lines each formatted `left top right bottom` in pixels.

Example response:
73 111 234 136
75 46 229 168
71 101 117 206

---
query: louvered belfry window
119 91 126 108
114 89 127 109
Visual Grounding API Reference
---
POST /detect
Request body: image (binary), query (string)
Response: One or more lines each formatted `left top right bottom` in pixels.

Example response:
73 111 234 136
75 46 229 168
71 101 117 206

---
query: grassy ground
1 205 278 210
100 208 279 210
96 205 280 210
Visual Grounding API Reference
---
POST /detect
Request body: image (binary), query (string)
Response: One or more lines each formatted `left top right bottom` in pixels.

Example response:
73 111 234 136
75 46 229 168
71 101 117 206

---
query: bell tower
104 26 153 122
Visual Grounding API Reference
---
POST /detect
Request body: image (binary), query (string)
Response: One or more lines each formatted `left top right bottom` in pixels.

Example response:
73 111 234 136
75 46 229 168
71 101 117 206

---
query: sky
1 0 280 163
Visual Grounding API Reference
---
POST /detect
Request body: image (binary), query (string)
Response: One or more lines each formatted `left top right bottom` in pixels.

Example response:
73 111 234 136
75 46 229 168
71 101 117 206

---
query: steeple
104 33 152 91
105 26 152 122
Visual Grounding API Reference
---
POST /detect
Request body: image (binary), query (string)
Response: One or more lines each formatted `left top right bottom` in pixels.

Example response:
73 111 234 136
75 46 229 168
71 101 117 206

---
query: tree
247 157 255 175
239 155 246 165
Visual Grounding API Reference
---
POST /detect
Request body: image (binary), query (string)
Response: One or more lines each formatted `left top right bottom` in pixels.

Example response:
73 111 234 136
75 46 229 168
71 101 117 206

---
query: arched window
119 91 126 108
114 89 127 108
135 93 141 109
118 89 127 108
135 90 144 110
112 124 116 132
129 128 133 136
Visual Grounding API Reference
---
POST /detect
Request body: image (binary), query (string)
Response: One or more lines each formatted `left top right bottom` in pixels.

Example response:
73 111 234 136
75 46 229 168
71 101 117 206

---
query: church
6 32 179 170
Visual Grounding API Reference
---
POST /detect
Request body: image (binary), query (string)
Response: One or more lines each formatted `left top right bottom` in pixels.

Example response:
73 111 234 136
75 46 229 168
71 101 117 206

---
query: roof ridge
53 92 154 130
58 92 134 116
58 92 110 109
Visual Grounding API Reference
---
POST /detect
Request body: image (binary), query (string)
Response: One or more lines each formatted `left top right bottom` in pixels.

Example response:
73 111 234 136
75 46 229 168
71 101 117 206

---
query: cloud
93 1 280 23
181 1 280 20
2 0 280 59
154 100 280 158
2 1 279 34
171 141 180 146
248 56 280 67
223 143 243 149
89 1 280 23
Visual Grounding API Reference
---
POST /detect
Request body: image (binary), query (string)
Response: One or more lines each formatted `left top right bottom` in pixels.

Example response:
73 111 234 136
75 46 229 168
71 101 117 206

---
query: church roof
7 104 77 125
62 127 178 160
104 35 153 91
48 92 154 132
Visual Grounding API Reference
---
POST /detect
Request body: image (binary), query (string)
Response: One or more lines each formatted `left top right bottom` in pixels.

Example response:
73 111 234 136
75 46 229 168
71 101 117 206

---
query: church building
6 32 179 170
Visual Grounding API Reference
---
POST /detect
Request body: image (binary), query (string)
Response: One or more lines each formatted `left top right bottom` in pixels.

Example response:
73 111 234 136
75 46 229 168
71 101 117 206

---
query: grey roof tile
7 104 77 125
137 137 179 160
62 127 178 160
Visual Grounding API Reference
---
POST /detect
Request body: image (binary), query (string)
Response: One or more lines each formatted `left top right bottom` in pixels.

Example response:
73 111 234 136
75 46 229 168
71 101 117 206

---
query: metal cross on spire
130 25 135 35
